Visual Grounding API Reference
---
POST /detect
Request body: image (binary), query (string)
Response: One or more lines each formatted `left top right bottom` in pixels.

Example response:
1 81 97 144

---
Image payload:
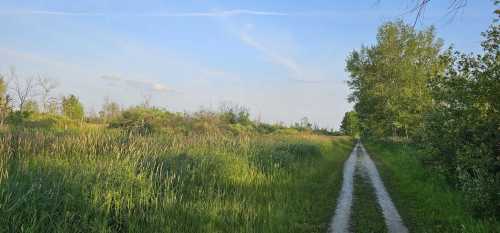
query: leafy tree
340 111 360 137
62 95 84 121
346 20 448 139
423 12 499 215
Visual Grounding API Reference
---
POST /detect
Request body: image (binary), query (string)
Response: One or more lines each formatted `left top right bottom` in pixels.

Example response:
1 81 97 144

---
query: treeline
343 9 499 217
0 73 338 136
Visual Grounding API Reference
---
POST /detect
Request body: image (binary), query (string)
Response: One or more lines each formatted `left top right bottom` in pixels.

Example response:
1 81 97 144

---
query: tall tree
62 95 84 121
346 20 448 139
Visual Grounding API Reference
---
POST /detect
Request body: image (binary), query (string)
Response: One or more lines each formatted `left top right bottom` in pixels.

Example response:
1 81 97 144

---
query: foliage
345 9 499 219
346 20 448 139
109 106 173 134
340 111 360 137
6 110 32 126
62 94 84 121
23 100 39 113
219 103 252 125
365 141 499 232
99 98 121 123
421 15 500 216
0 78 10 126
5 111 81 129
292 117 313 131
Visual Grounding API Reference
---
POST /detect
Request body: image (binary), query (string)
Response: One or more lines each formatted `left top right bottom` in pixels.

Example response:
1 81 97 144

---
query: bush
422 20 500 216
109 107 173 134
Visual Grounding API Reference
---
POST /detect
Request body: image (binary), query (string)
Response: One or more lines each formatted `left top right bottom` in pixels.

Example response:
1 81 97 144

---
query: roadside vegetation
342 3 499 230
0 126 352 233
365 142 499 232
0 71 352 232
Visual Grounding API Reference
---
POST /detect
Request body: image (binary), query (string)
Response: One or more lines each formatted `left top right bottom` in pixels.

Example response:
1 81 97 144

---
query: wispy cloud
237 30 325 83
100 75 171 93
0 9 289 17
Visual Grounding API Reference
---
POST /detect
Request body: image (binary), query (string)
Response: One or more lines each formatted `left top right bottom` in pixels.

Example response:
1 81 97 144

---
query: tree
0 77 11 126
37 76 58 113
99 97 121 123
219 102 252 125
62 95 84 121
340 111 360 137
422 12 499 215
23 100 39 113
8 68 38 111
346 20 448 139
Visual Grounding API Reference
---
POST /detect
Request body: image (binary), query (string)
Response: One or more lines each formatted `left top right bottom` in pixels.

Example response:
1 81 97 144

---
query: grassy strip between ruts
0 129 354 233
349 163 387 233
364 141 499 233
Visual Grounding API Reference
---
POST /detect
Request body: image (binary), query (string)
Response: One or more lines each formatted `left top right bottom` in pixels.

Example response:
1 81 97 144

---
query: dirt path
328 142 408 233
328 142 359 233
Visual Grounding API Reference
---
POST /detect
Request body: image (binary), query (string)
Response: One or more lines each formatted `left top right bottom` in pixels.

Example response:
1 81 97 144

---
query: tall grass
0 128 353 233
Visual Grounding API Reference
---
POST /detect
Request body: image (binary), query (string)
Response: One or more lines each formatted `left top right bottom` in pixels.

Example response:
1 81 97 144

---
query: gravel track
328 142 408 233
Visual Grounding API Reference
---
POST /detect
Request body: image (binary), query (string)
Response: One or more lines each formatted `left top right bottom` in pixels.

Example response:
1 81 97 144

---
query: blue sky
0 0 496 128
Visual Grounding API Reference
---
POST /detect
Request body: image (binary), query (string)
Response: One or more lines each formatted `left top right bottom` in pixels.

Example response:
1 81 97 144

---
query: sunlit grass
365 142 500 233
0 129 353 233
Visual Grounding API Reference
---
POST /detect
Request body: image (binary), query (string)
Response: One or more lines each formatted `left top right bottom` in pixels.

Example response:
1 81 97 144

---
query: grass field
365 141 499 233
0 129 353 233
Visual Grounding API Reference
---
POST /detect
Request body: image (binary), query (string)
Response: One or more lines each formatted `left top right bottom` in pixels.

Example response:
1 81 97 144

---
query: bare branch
37 76 58 113
410 0 467 27
7 68 39 111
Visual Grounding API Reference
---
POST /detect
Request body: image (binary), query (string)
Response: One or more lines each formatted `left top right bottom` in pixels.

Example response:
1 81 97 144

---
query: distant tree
340 111 360 137
0 77 11 126
299 117 313 130
109 106 172 134
45 98 59 114
23 100 39 113
219 102 251 125
99 97 121 123
62 95 84 121
8 68 38 111
37 76 58 113
346 20 448 139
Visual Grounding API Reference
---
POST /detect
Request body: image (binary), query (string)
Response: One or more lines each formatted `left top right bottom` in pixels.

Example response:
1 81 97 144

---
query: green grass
0 129 353 233
365 141 499 233
350 166 387 233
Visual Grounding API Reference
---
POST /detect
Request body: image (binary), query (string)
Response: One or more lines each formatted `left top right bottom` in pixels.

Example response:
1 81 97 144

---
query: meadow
0 127 353 233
